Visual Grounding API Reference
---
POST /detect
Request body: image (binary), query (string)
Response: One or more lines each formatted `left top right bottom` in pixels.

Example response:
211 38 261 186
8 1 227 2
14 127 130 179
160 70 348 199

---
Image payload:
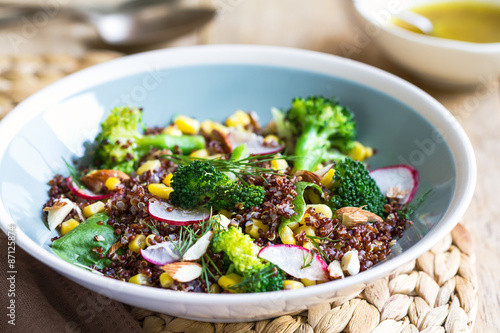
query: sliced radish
369 165 419 204
148 200 211 226
140 241 181 266
228 128 284 155
258 244 329 281
66 177 111 201
183 231 213 261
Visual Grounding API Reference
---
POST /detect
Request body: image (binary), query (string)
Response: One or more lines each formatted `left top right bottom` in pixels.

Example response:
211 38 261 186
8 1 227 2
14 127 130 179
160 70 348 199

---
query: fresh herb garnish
398 189 431 220
306 234 338 264
63 158 84 189
301 249 314 269
163 153 292 181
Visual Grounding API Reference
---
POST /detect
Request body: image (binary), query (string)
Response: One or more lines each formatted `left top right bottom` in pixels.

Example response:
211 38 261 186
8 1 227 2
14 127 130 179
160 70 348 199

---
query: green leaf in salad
52 213 118 269
278 181 323 236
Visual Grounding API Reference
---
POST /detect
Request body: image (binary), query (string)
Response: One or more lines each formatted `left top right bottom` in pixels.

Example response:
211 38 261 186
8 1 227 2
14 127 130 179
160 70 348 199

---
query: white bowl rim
0 45 476 306
353 0 500 53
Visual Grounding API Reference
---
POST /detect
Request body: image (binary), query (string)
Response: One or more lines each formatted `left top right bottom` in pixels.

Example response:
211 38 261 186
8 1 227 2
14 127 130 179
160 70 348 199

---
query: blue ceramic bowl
0 45 476 321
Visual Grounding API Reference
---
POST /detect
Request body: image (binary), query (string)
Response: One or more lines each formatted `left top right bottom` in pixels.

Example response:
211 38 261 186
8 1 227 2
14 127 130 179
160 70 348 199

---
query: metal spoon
0 0 215 47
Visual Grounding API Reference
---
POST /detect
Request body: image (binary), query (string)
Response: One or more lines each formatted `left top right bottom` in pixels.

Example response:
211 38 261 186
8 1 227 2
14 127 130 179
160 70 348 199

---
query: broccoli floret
170 160 265 210
212 226 285 292
230 264 286 293
328 157 387 217
212 226 264 272
94 107 205 173
273 96 357 172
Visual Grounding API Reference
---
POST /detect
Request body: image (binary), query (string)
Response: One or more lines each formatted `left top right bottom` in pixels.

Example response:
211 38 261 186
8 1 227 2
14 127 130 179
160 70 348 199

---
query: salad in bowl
43 96 419 294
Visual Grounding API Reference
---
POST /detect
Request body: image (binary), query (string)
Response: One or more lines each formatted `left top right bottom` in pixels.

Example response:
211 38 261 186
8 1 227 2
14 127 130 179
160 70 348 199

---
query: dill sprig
162 153 292 180
166 212 224 293
306 235 340 265
397 189 432 220
63 158 84 188
301 249 314 269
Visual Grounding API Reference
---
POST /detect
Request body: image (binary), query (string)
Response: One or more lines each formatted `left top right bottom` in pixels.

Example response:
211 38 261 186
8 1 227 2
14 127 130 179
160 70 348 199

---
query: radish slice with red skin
148 200 211 226
228 129 284 155
140 242 181 266
369 165 419 204
258 244 329 281
66 177 112 201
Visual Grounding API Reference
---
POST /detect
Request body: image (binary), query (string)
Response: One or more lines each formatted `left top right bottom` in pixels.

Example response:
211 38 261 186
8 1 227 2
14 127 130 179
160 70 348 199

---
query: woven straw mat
0 52 478 333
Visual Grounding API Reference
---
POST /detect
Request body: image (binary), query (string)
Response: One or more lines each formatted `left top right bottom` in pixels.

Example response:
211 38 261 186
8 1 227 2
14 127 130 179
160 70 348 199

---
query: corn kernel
280 226 296 245
301 278 316 287
320 168 336 189
302 241 315 251
284 280 304 290
209 284 221 293
145 234 157 247
219 210 232 219
201 120 230 136
174 115 200 135
61 219 80 235
82 201 105 218
347 141 373 161
307 204 333 219
162 173 173 186
218 273 243 293
263 135 280 145
295 225 316 237
159 272 174 288
189 149 209 159
245 224 259 239
271 158 288 172
148 183 173 199
128 273 150 286
137 159 161 175
162 125 183 136
287 222 300 231
104 177 121 190
128 234 146 253
225 110 251 128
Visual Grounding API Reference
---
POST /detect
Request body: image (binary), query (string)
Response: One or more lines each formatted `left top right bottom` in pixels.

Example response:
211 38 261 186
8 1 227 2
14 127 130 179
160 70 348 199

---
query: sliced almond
328 260 344 279
43 200 68 211
46 198 76 231
336 207 383 227
313 164 334 178
183 231 213 261
80 169 130 192
293 170 322 184
161 262 202 282
341 250 360 276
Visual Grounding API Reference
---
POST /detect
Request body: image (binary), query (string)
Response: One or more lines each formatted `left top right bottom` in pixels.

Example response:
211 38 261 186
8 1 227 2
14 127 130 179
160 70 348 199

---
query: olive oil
393 1 500 43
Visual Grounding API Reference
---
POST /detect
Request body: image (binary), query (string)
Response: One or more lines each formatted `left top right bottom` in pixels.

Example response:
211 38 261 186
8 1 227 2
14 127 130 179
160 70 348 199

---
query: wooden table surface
0 0 498 331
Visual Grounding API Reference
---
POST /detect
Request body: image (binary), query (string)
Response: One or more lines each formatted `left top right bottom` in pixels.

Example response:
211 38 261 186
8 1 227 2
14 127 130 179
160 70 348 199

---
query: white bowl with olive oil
353 0 500 88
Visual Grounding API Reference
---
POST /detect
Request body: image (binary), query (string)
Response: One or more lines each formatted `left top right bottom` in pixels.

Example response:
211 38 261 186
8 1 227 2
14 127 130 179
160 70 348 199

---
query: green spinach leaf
52 213 118 269
278 182 323 236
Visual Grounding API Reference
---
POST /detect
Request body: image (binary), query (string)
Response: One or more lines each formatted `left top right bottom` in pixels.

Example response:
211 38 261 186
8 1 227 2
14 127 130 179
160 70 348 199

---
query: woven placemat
130 223 477 333
0 53 478 333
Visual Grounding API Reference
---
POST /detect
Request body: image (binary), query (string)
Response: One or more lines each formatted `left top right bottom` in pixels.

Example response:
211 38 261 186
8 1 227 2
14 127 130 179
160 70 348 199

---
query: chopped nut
336 207 383 227
293 170 322 184
160 262 202 282
386 186 409 202
43 200 68 211
211 128 232 153
81 169 130 192
341 250 360 276
328 260 344 279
